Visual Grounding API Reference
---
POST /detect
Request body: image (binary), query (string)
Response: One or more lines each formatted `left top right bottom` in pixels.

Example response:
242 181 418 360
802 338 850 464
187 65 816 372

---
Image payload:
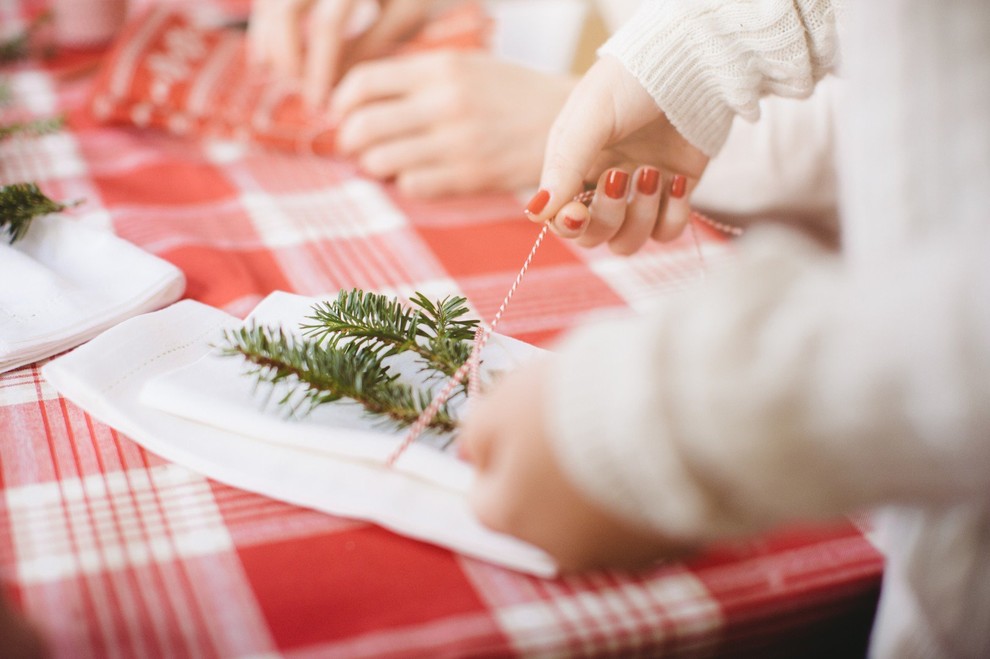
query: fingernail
670 175 687 199
637 167 660 195
604 169 629 199
562 215 585 231
525 189 551 215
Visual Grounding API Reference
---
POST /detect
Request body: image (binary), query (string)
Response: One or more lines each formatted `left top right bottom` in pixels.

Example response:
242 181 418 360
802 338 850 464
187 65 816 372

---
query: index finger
247 0 272 65
304 0 362 108
265 0 315 78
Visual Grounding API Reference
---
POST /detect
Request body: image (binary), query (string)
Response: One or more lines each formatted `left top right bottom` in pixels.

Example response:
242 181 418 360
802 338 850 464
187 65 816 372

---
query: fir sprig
0 12 52 65
303 289 480 380
221 322 459 432
0 66 70 244
0 182 68 243
0 30 32 65
221 291 481 433
0 115 65 141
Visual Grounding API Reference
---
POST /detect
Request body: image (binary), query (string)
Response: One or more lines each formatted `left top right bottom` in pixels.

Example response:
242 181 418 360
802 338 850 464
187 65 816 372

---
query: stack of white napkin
43 291 556 577
1 215 185 373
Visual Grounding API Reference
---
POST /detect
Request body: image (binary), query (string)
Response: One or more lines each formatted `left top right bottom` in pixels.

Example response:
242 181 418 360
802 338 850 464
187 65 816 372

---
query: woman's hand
460 359 690 573
524 56 710 253
249 0 436 108
329 51 576 198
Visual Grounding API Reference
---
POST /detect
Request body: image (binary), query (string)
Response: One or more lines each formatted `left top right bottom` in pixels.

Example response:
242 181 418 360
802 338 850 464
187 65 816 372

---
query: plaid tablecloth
1 2 883 657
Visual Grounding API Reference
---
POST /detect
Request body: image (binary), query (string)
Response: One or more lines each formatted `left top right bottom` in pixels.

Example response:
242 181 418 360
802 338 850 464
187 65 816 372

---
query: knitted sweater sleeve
545 225 990 543
599 0 842 156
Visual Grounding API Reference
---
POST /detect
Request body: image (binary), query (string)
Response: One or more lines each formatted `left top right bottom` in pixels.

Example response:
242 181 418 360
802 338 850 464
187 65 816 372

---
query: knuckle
359 152 390 179
435 51 463 76
311 0 343 24
346 112 375 140
449 156 474 179
471 491 513 535
395 173 417 196
343 64 374 94
608 239 636 256
437 84 470 117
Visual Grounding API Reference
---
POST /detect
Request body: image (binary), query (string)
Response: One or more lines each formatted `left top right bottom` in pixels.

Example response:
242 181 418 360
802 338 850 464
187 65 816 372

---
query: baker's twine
384 192 741 467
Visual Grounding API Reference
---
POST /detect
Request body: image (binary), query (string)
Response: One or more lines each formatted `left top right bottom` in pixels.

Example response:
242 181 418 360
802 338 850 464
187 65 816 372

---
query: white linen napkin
42 293 556 576
0 214 185 373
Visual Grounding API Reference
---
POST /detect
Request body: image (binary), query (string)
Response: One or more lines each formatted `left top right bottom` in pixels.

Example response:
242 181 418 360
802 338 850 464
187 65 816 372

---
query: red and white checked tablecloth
1 1 883 657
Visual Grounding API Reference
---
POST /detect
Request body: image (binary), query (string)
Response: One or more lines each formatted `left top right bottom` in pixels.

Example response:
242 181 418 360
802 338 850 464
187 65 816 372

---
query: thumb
528 56 664 223
348 1 428 63
526 66 615 223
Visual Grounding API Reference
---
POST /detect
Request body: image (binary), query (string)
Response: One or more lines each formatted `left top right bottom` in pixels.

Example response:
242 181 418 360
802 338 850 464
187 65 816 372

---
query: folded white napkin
42 292 556 576
0 215 186 373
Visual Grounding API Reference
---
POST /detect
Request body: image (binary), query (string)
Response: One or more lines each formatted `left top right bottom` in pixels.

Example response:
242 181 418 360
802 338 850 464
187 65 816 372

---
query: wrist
597 4 737 157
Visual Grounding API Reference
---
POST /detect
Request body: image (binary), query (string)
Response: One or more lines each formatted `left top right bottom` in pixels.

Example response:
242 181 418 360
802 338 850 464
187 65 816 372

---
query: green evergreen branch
303 289 422 357
221 323 458 432
0 12 52 65
0 31 31 65
0 182 68 243
0 115 65 141
0 79 71 243
410 292 479 376
302 289 480 379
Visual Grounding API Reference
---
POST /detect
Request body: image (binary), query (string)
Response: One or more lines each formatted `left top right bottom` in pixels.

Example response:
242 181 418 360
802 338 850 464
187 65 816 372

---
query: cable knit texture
599 0 841 156
552 1 990 656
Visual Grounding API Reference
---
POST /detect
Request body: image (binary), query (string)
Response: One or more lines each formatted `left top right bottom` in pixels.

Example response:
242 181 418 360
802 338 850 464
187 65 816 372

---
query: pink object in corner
52 0 129 48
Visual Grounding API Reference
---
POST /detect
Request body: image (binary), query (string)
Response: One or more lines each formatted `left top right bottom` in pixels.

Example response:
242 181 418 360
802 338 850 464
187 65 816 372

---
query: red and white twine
384 221 552 467
384 195 740 467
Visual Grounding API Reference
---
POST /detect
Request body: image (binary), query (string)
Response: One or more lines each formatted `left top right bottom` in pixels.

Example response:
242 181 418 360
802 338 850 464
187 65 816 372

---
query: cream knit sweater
546 1 990 656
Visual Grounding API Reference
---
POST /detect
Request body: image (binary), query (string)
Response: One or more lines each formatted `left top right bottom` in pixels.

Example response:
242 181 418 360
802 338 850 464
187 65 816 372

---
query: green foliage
0 30 32 65
222 290 481 433
0 43 70 243
0 12 52 65
0 115 65 141
0 182 67 243
303 289 479 380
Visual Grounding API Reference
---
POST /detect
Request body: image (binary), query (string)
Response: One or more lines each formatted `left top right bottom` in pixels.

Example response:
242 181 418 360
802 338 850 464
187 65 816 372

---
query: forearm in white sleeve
545 225 990 543
599 0 842 156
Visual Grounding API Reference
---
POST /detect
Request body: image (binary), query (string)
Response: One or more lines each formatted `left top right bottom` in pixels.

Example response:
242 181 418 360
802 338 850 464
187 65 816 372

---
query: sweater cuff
598 0 841 158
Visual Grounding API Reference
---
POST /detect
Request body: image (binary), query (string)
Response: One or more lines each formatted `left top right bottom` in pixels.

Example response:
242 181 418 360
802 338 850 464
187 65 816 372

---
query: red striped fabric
0 1 883 656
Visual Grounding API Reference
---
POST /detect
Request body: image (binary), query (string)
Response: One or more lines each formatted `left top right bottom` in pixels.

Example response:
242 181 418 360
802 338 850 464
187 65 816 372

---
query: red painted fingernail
562 215 585 231
670 175 687 199
637 167 660 195
604 169 629 199
525 189 550 215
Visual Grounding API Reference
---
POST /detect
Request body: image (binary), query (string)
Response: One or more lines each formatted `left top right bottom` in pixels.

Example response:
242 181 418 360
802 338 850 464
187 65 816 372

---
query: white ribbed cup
52 0 128 48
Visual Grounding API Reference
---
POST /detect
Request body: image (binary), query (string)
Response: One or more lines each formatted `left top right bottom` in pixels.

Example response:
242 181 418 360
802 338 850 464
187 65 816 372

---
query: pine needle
220 290 481 435
0 12 52 65
303 289 479 379
221 322 459 432
0 115 65 141
0 182 67 243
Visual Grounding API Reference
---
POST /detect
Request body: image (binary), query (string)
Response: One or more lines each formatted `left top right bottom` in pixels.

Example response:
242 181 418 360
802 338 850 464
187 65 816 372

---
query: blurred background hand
330 51 575 198
249 0 442 108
